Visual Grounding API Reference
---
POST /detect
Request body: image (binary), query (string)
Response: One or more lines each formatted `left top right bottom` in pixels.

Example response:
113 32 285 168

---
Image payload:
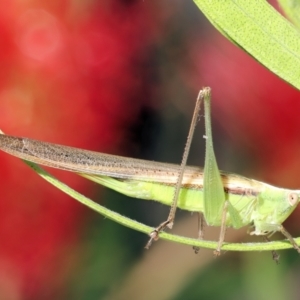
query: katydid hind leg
202 88 227 254
145 89 205 248
279 225 300 254
145 220 170 249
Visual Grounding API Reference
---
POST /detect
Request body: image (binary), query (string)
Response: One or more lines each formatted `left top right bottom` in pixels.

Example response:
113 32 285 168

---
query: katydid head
249 188 300 236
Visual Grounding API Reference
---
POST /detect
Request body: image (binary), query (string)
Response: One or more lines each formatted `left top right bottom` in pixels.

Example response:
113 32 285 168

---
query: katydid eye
288 193 298 206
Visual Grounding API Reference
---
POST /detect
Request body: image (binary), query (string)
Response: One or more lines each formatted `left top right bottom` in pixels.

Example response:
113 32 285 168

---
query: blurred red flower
0 1 164 298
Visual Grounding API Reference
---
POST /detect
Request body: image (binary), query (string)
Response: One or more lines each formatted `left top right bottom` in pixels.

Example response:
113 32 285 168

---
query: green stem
25 160 300 252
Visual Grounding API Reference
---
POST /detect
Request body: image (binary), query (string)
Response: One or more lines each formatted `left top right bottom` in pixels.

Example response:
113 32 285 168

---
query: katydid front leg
193 212 205 254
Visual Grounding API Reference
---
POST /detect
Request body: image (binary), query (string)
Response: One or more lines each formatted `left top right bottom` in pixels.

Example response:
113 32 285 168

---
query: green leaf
193 0 300 90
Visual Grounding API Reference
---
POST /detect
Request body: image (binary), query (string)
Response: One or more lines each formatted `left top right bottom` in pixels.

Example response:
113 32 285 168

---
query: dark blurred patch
128 105 162 159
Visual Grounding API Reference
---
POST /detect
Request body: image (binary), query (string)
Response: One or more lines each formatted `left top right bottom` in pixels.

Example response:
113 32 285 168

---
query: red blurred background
1 0 300 299
0 1 167 298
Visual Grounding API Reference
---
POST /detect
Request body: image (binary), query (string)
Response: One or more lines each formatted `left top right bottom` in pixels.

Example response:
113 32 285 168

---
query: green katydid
0 87 300 255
